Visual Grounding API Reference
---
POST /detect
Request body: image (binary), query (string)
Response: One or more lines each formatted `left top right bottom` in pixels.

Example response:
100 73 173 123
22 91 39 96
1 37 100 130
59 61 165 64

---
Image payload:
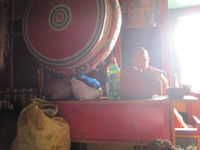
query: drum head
23 0 121 74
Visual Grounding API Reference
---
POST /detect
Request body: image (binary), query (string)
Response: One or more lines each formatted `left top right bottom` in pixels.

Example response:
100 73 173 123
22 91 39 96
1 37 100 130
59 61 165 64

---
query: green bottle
107 57 121 100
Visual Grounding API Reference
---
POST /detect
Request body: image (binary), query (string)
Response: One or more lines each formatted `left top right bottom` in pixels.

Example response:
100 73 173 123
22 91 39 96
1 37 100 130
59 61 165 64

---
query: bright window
174 14 200 92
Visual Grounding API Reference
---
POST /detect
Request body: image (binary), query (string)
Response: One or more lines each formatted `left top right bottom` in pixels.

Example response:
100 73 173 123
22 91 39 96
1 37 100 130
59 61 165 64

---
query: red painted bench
53 96 197 146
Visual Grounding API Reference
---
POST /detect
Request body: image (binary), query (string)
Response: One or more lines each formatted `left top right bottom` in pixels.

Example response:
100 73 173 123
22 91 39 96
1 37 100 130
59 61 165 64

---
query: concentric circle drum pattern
23 0 121 74
49 4 72 31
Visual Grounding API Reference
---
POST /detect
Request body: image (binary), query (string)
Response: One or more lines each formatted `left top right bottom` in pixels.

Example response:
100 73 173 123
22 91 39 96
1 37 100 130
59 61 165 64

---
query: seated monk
121 47 169 99
121 47 188 128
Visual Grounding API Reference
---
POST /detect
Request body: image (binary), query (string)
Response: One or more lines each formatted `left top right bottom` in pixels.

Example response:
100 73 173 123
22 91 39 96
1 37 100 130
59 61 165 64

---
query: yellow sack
11 98 70 150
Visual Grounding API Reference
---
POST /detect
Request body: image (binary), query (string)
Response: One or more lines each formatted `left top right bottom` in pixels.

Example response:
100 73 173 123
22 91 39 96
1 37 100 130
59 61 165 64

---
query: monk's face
132 50 150 71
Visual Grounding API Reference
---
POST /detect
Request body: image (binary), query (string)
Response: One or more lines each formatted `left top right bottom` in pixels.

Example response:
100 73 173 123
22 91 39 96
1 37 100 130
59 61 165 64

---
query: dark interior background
121 27 163 70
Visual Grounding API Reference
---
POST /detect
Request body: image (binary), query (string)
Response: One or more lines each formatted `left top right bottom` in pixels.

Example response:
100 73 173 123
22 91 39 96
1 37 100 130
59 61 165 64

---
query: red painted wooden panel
54 100 171 142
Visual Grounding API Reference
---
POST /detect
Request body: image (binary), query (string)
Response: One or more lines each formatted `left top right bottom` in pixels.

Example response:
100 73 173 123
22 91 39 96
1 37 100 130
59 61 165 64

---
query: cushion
174 108 188 128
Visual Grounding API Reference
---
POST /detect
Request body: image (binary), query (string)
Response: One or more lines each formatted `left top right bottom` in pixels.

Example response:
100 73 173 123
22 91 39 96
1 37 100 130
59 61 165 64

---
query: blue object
76 75 101 89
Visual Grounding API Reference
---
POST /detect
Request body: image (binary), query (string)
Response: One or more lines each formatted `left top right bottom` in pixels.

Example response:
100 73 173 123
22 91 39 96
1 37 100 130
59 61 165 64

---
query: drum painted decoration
23 0 121 74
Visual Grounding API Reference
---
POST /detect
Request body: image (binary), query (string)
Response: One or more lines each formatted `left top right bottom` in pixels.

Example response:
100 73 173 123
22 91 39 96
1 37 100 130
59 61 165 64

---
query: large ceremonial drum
23 0 121 74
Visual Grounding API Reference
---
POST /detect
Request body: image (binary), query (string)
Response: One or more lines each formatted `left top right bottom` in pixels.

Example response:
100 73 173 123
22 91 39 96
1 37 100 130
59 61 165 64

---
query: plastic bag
11 98 70 150
71 77 103 100
76 75 101 89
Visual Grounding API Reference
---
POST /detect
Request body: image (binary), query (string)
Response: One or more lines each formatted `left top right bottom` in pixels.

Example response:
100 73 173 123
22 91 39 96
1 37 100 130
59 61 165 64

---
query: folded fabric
76 75 101 89
174 108 188 128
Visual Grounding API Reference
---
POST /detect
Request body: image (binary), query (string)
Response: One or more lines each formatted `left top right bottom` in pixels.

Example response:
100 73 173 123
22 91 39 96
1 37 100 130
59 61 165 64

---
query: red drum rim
23 0 121 74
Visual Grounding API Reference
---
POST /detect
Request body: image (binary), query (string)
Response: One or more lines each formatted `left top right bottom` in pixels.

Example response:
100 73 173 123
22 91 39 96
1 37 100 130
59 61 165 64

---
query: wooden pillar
160 0 172 86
